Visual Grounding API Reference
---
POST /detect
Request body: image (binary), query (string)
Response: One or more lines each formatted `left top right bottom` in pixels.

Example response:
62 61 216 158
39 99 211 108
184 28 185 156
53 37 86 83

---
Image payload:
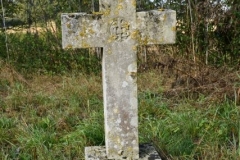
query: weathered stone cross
61 1 176 159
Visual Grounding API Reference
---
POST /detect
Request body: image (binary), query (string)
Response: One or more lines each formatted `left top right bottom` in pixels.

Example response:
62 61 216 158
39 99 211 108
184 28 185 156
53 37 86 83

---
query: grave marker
61 1 176 159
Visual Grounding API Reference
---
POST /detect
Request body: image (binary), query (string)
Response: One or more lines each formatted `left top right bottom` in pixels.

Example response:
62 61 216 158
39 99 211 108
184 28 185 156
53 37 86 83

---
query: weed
0 62 239 159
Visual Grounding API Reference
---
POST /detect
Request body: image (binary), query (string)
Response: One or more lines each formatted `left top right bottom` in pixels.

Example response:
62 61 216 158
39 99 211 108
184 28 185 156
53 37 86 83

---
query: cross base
85 144 161 160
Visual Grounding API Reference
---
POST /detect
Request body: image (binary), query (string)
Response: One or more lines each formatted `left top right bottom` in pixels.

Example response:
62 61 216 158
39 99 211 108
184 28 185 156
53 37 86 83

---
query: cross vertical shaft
61 0 176 159
100 1 139 159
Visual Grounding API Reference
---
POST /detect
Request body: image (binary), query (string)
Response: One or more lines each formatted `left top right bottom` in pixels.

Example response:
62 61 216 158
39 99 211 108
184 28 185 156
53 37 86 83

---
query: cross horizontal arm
61 13 104 49
61 10 176 50
136 10 176 45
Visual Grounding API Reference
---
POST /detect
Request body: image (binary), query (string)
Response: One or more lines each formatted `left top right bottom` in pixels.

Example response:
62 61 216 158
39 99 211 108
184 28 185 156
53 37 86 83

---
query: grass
139 98 240 159
0 64 240 159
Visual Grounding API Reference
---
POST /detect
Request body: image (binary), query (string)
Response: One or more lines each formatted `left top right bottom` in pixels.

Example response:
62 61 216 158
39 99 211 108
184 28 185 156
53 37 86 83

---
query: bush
0 31 101 74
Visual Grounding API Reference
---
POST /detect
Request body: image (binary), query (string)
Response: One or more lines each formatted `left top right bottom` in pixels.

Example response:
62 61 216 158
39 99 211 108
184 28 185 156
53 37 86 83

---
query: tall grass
138 74 240 159
0 67 104 159
0 63 239 159
0 32 101 75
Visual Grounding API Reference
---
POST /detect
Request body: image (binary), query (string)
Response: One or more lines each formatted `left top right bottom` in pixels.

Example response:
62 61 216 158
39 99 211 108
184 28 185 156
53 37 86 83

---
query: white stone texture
85 144 162 160
61 0 176 159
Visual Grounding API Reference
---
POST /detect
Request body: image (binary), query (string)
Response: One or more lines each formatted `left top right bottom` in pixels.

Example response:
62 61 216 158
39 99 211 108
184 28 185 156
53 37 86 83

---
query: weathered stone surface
61 9 176 48
61 0 176 159
85 144 161 160
101 1 138 159
136 10 176 45
61 13 103 49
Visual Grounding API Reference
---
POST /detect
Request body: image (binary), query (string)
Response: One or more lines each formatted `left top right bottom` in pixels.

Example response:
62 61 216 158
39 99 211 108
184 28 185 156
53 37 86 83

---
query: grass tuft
0 63 239 159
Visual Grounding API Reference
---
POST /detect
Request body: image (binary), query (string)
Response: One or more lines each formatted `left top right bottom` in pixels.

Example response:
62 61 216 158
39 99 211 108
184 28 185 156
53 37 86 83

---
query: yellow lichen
172 26 176 31
82 41 90 48
115 10 119 15
88 28 95 34
108 35 116 43
131 30 150 45
122 22 129 29
163 14 167 21
126 147 134 154
79 32 85 37
66 23 71 29
132 46 137 51
107 49 112 55
65 44 73 49
92 12 103 15
132 0 136 7
113 108 119 113
158 37 164 43
103 9 111 16
130 30 140 39
140 37 149 45
79 26 87 37
117 4 123 10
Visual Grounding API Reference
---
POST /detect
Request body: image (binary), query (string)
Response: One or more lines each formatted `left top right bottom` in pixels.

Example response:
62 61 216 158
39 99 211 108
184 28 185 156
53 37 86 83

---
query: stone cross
61 1 176 159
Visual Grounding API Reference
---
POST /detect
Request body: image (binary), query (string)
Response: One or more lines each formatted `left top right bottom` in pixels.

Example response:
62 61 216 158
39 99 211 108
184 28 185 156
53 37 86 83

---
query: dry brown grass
0 61 29 87
5 21 57 34
137 47 240 105
0 58 239 159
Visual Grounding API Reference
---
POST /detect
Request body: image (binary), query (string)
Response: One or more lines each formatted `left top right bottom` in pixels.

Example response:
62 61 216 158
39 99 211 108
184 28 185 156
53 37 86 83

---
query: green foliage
0 32 101 74
0 0 19 17
1 0 239 71
139 93 240 159
0 33 6 58
0 1 239 159
0 73 104 159
0 68 239 159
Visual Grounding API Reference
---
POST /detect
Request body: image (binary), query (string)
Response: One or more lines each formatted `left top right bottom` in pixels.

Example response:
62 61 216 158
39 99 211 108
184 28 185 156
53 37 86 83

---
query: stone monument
61 1 176 159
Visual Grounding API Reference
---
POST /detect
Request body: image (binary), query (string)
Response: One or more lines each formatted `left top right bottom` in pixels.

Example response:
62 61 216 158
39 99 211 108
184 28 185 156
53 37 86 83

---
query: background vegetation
0 0 240 159
0 0 239 70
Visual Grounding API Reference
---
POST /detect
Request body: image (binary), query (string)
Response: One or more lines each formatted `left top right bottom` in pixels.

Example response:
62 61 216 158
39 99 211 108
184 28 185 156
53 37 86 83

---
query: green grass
0 68 239 159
